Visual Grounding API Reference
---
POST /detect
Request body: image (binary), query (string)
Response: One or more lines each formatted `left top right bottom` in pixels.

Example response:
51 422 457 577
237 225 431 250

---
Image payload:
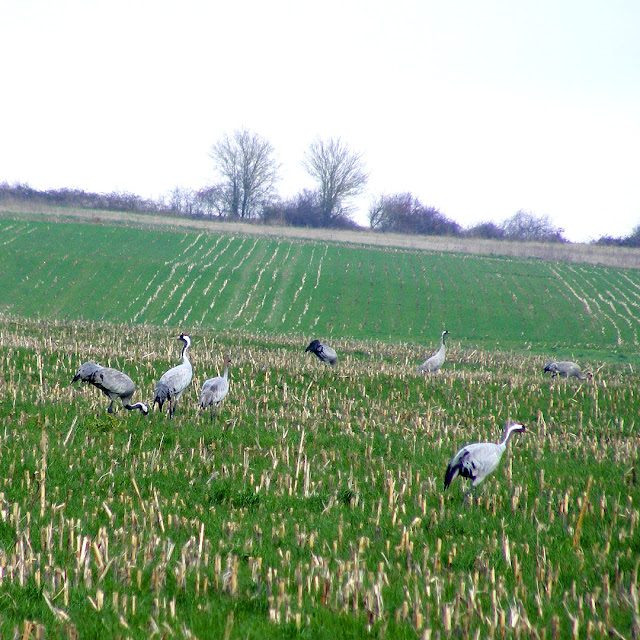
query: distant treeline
1 181 637 246
0 182 168 215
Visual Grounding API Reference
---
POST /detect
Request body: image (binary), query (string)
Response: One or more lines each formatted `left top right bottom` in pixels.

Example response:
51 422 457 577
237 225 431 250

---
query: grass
2 218 640 360
0 315 638 639
4 200 640 270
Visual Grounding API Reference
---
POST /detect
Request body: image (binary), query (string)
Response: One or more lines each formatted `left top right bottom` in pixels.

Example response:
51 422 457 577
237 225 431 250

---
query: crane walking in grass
199 355 232 420
72 362 148 415
305 339 338 366
543 360 592 380
153 333 193 418
417 330 449 374
444 422 526 502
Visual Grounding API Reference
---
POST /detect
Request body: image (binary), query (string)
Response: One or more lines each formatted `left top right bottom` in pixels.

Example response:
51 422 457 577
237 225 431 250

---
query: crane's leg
107 400 115 414
462 485 478 507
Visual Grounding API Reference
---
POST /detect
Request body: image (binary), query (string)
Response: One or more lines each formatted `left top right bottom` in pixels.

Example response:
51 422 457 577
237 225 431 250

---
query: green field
2 218 640 359
0 215 639 639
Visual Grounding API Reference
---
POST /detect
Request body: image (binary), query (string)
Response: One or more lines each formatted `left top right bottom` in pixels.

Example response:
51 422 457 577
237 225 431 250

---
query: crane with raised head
199 354 232 420
417 330 449 374
154 333 193 418
444 422 526 501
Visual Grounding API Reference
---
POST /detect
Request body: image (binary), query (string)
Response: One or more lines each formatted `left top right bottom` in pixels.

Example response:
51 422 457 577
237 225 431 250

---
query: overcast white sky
1 0 639 242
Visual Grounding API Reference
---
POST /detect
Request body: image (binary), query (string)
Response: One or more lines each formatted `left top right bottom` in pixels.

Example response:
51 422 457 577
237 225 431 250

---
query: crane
305 339 338 366
72 362 148 415
417 330 449 374
544 361 592 380
153 333 193 418
444 422 526 501
199 355 232 419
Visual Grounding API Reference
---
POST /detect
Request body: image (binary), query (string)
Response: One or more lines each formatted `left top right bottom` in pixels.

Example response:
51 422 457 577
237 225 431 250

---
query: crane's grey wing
98 368 136 397
158 364 179 387
444 445 475 489
425 356 440 373
444 443 501 489
463 443 503 483
445 446 475 488
158 364 193 391
199 388 213 408
307 341 337 365
199 375 229 408
551 361 579 377
199 378 215 407
420 348 444 373
154 381 171 408
321 345 338 365
205 377 229 403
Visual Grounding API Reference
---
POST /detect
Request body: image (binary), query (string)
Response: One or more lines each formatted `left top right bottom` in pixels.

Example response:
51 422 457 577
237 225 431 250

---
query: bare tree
195 185 227 218
167 187 196 216
501 210 566 242
209 129 280 219
302 137 368 227
465 221 506 239
369 193 461 236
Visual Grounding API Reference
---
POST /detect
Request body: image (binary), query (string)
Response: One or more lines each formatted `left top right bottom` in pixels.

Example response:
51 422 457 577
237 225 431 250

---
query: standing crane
153 333 193 418
444 422 526 501
417 330 449 374
199 355 232 420
305 339 338 366
72 362 148 415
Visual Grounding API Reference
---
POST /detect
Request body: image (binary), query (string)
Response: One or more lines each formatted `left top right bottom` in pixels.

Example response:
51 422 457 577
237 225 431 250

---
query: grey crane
543 360 592 380
153 333 193 418
417 330 450 374
305 339 338 366
199 355 232 420
72 362 148 415
444 422 526 501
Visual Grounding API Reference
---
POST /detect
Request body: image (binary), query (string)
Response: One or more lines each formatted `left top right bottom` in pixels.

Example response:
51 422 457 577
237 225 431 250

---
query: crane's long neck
181 341 191 367
500 424 523 448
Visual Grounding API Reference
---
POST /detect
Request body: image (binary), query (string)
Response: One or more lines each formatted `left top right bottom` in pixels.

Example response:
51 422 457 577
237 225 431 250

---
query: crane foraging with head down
417 330 449 374
543 360 592 380
153 333 193 418
305 339 338 366
72 362 148 415
199 355 232 420
444 422 526 501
